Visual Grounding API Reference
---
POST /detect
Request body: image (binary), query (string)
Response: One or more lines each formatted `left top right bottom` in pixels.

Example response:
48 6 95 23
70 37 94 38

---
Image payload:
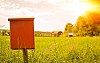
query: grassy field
0 36 100 63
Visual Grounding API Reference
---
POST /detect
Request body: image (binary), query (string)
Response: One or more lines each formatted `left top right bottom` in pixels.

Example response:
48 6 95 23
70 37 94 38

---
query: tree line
64 11 100 36
0 30 52 37
35 31 52 37
0 29 10 36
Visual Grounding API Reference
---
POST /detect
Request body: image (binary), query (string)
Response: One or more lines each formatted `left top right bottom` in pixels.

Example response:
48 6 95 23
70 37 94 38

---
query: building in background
51 31 62 37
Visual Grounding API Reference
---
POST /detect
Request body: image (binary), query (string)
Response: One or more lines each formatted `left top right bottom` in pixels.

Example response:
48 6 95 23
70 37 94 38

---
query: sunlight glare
72 1 91 18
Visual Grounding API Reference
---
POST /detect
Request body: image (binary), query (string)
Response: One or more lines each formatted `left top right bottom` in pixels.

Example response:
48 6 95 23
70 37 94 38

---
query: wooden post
23 49 28 63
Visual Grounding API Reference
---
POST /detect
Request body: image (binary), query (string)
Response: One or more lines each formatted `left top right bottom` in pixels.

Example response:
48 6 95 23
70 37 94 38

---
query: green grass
0 36 100 63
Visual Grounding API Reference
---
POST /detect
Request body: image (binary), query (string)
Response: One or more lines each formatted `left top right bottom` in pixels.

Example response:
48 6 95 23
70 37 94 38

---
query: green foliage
74 12 100 36
0 36 100 63
0 29 10 36
64 23 73 36
35 31 51 37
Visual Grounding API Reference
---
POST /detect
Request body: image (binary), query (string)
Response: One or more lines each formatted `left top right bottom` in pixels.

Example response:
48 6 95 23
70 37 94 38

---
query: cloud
0 17 9 29
0 25 5 27
47 0 62 3
0 0 80 31
24 0 41 3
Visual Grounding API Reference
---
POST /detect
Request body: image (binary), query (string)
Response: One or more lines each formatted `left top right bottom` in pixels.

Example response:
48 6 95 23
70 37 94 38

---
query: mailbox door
10 20 34 49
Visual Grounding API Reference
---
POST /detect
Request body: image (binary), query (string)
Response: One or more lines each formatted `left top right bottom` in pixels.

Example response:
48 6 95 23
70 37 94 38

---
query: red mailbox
8 18 35 49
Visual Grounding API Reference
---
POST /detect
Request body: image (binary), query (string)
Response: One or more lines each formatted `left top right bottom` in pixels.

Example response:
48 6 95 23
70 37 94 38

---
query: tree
75 16 88 36
64 23 73 36
75 11 100 36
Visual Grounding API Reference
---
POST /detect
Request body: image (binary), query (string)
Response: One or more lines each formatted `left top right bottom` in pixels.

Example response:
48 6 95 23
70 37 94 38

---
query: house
51 31 62 37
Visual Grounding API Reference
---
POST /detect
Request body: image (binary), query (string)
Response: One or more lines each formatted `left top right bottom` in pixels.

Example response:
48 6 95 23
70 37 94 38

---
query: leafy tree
75 11 100 36
0 29 10 36
64 23 73 36
75 16 88 36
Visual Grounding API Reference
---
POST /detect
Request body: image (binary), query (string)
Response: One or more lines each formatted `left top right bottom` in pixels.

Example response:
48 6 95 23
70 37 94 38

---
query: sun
72 0 91 18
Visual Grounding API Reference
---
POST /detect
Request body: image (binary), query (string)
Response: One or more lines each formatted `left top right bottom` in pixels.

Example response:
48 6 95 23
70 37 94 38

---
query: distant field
0 36 100 63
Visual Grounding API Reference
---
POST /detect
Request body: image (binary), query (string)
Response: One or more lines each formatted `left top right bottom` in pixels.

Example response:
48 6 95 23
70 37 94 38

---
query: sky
0 0 100 31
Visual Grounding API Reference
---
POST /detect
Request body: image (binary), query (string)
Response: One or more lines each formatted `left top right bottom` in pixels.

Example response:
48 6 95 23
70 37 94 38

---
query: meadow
0 36 100 63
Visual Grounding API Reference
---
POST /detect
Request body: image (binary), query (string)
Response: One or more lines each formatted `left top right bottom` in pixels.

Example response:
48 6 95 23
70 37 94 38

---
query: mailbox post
8 18 35 63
